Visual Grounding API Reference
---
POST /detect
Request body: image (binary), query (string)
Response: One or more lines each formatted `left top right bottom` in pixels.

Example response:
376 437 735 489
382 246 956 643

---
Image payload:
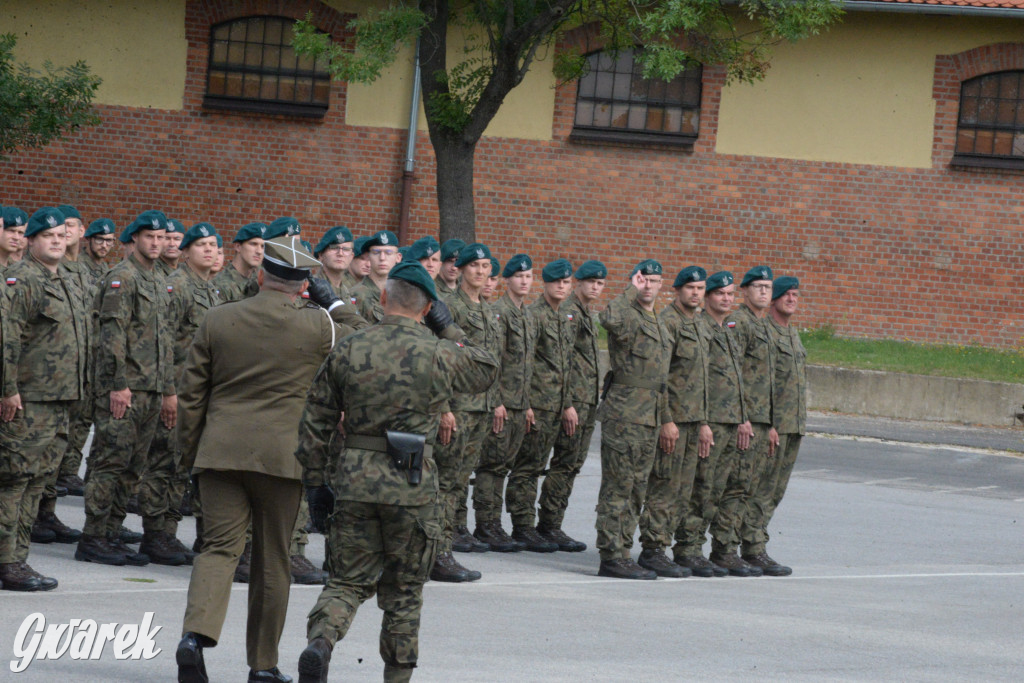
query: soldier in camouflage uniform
312 225 356 300
297 262 498 683
635 266 713 578
433 238 464 297
408 236 441 281
744 276 805 576
157 218 186 277
0 207 28 269
342 235 371 292
539 260 606 552
472 254 536 552
594 261 672 580
354 230 400 324
0 207 86 591
80 218 115 278
76 210 176 567
212 222 265 303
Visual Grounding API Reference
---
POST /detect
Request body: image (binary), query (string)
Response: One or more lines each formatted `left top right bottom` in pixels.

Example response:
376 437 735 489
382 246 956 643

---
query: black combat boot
536 523 587 552
473 520 520 552
108 536 150 566
176 632 210 683
119 525 144 544
674 554 724 578
140 531 187 566
166 534 197 565
452 524 489 553
35 509 82 543
75 534 128 566
0 562 42 591
30 524 56 543
638 548 691 578
709 551 763 577
297 637 332 683
511 525 558 553
291 554 327 585
19 562 57 591
247 666 292 682
56 473 86 496
743 551 793 577
598 557 657 580
429 551 481 583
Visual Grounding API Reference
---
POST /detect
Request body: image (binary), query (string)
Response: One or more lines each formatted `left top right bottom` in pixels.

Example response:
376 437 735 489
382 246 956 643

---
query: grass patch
123 578 157 583
802 326 1024 384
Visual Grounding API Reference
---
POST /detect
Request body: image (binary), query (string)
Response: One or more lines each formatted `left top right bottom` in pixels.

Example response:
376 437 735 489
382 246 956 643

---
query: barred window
953 70 1024 169
571 48 702 147
205 16 332 118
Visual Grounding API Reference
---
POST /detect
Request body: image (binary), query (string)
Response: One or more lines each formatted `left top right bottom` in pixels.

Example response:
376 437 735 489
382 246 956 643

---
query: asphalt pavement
1 414 1022 681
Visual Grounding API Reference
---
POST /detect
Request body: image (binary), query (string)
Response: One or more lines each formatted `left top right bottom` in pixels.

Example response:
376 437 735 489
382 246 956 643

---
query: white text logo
11 612 162 673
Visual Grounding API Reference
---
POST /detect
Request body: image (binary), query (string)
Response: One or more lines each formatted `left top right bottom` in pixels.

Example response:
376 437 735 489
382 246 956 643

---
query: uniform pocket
406 510 442 583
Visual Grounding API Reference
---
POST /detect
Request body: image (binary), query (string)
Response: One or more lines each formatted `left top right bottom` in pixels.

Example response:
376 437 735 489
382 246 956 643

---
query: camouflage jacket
442 286 501 412
353 276 384 324
211 262 258 304
726 304 776 425
166 262 220 369
296 315 499 505
767 317 807 435
597 287 670 427
565 291 601 407
660 300 711 424
434 275 456 297
78 251 109 289
94 254 175 395
155 259 176 277
316 267 354 303
492 293 537 411
2 254 86 401
528 295 575 414
341 269 362 292
701 311 747 425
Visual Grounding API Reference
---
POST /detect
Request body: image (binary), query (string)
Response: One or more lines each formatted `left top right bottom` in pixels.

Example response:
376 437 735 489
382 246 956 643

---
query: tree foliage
0 33 102 159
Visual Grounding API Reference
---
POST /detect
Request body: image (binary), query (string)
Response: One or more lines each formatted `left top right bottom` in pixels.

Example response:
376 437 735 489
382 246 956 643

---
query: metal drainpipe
398 38 422 246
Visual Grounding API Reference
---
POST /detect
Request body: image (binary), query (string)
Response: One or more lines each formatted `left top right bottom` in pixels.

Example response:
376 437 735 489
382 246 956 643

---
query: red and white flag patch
110 281 121 288
6 277 17 285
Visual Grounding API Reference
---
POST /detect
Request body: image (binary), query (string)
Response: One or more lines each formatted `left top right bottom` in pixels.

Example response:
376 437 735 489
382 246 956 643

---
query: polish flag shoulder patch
6 277 17 285
110 280 121 288
726 321 736 328
167 285 174 293
566 313 574 321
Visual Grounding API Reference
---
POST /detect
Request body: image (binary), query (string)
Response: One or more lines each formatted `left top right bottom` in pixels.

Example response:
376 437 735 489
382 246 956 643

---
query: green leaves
0 33 102 158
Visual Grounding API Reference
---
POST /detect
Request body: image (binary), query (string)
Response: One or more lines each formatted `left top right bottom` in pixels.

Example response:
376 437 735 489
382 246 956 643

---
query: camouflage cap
705 271 734 293
673 265 707 288
262 235 321 281
630 259 663 277
440 238 466 262
265 216 301 239
233 222 268 243
574 260 606 280
502 253 532 278
2 206 28 229
313 225 354 255
388 261 438 301
455 242 491 268
57 204 81 221
25 207 67 238
542 258 573 282
740 265 773 287
364 229 399 250
84 218 116 238
406 236 440 263
772 276 799 300
180 222 219 250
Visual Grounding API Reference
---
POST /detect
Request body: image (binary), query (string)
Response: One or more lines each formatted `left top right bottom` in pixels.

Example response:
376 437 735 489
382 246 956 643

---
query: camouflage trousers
540 401 597 530
83 390 161 537
434 410 489 552
307 499 441 678
0 401 69 563
506 408 561 529
741 432 802 556
594 419 659 561
57 390 93 480
639 421 702 550
138 421 184 534
473 408 529 524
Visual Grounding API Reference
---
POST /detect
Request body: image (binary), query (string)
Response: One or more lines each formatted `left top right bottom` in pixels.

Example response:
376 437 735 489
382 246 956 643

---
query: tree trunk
431 131 478 243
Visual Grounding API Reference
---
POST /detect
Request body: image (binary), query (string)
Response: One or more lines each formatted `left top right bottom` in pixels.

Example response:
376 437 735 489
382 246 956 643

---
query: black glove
423 298 454 335
305 484 336 533
306 277 341 310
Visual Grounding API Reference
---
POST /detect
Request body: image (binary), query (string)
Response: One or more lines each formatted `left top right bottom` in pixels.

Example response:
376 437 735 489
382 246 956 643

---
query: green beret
574 260 606 280
234 222 268 243
364 230 398 250
705 271 734 293
2 207 28 228
740 265 773 287
265 216 301 239
26 207 67 238
263 235 321 281
180 222 219 250
57 204 81 221
166 219 187 235
503 253 532 278
120 209 168 243
216 234 223 248
85 218 116 237
353 235 371 257
455 242 491 268
406 236 440 263
313 226 354 255
630 259 663 277
489 258 500 277
300 239 313 253
542 258 573 282
388 261 438 301
440 238 466 262
772 276 799 300
399 246 410 260
673 266 707 288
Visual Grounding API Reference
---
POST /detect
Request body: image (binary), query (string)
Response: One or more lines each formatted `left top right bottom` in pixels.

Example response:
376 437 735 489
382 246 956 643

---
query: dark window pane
313 80 331 104
683 76 701 104
243 73 260 98
999 73 1019 99
612 71 631 100
647 78 666 102
594 71 614 99
214 24 229 40
208 71 226 95
265 19 283 44
959 96 978 125
980 75 999 98
224 72 244 97
263 45 281 69
248 18 265 43
278 76 295 101
297 53 316 72
578 72 596 99
645 106 664 131
575 100 595 126
993 131 1014 156
962 78 980 98
956 129 976 154
664 78 684 104
975 129 994 155
1014 133 1024 157
227 42 244 65
296 77 313 102
592 102 612 127
680 108 699 135
997 100 1016 126
610 103 630 128
245 43 262 68
260 75 279 100
628 104 648 129
281 46 297 70
977 97 997 125
229 21 247 42
211 41 228 64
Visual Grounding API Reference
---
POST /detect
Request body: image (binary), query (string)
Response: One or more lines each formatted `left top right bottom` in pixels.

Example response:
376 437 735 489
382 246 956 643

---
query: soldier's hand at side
438 412 456 445
737 421 754 451
562 406 578 437
768 427 779 457
698 424 714 459
525 408 535 433
161 394 178 429
110 388 132 419
493 405 507 434
336 413 346 437
0 393 22 422
658 421 679 454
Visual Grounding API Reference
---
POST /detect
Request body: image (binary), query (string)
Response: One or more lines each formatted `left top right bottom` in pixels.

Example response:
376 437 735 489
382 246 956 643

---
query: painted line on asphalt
932 485 999 495
807 432 1022 458
861 477 916 485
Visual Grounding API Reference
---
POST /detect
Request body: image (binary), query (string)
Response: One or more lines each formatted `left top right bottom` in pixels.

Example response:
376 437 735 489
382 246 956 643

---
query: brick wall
3 3 1023 348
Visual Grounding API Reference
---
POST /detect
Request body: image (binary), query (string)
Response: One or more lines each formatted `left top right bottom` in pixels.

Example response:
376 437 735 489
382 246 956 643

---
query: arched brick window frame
933 43 1024 171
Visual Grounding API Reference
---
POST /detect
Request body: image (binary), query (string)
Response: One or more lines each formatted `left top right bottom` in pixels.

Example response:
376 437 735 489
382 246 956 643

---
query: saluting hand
110 388 132 419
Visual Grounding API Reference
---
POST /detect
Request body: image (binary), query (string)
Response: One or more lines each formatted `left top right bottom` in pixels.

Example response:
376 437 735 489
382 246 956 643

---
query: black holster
386 430 426 486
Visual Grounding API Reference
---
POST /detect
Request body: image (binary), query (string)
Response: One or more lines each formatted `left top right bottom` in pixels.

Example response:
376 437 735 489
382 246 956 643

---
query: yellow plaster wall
4 0 187 110
715 14 1024 168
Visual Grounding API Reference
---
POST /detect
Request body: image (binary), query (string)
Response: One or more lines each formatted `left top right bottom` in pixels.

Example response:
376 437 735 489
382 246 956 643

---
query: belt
345 434 433 459
612 376 666 393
